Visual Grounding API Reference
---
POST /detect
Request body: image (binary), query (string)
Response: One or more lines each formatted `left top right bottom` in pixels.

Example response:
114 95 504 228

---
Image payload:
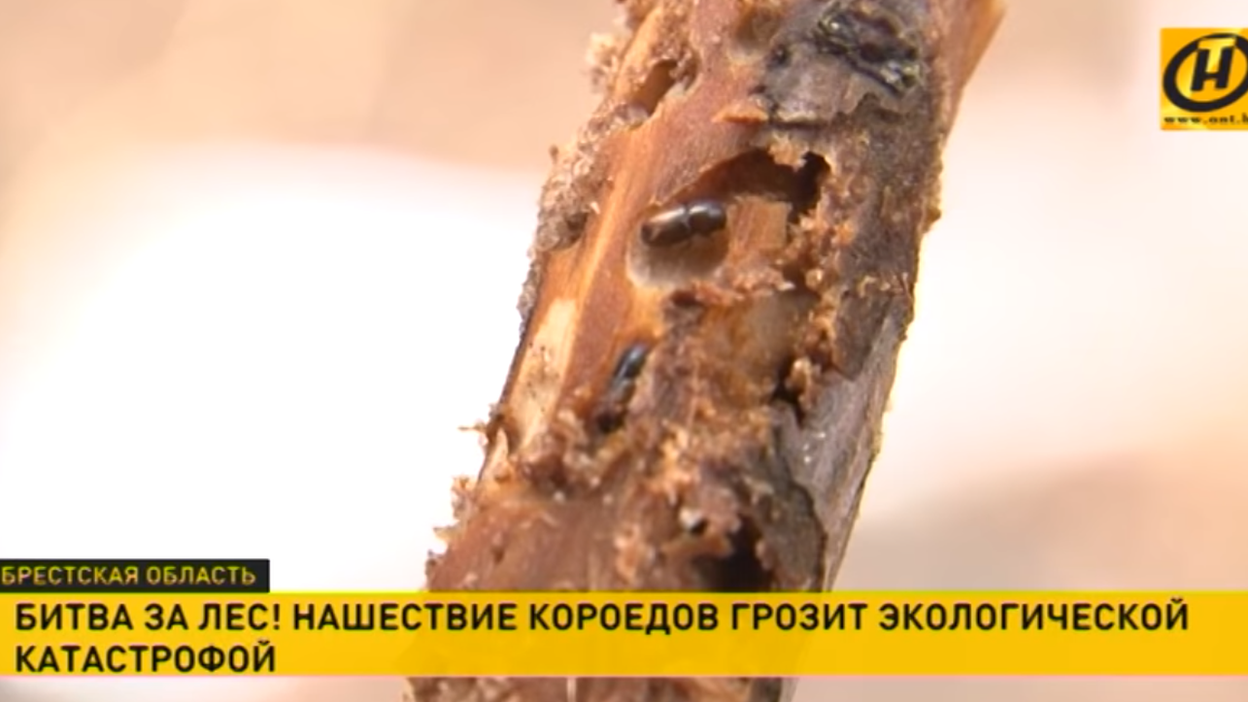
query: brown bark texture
411 0 1001 700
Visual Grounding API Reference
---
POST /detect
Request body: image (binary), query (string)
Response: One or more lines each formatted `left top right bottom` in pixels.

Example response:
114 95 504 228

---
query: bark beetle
410 0 1001 700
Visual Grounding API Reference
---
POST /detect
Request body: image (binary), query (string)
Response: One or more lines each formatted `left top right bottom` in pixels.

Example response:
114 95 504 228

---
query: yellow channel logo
1161 28 1248 130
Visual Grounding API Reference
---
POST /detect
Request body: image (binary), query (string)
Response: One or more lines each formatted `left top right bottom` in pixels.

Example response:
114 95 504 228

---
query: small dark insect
639 199 728 247
611 343 650 384
594 343 650 432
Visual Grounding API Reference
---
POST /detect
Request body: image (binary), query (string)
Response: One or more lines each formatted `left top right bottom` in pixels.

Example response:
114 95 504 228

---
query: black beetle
594 343 650 432
639 199 728 247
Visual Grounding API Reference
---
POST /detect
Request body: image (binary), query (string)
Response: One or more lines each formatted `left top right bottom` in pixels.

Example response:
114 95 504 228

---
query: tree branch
410 0 1001 700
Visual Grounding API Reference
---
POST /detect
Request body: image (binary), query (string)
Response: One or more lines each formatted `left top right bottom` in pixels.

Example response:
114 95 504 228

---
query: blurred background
1 0 1246 701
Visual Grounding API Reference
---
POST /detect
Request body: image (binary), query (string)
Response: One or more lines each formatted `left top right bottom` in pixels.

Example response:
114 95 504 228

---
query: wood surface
411 0 1001 700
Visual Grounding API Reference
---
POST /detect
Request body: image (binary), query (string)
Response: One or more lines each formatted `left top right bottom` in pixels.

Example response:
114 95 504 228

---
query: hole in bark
627 151 827 288
673 149 826 218
771 356 807 423
692 518 771 592
629 59 680 116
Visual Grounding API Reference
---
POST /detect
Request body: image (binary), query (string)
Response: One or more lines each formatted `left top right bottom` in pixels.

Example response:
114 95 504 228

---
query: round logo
1162 33 1248 113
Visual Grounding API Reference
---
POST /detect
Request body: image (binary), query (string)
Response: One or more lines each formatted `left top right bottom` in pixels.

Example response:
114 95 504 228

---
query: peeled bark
410 0 1002 700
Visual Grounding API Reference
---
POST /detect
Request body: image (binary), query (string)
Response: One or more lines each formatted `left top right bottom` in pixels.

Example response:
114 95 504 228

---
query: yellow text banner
0 592 1230 676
